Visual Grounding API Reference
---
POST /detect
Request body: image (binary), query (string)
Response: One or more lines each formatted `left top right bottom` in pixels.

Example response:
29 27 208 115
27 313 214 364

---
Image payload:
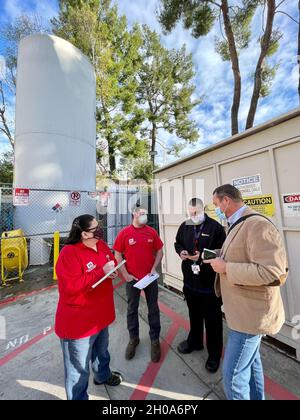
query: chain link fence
0 186 14 235
0 184 159 284
98 185 159 247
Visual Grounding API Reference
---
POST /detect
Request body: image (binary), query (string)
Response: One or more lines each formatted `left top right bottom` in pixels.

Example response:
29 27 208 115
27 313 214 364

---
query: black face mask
91 226 103 240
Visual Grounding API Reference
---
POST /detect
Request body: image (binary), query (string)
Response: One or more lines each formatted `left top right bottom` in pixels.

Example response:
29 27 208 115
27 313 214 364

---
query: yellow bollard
53 231 60 281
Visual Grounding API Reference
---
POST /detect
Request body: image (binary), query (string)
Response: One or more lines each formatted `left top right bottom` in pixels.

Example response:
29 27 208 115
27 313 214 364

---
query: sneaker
94 371 123 386
151 339 161 363
125 337 140 360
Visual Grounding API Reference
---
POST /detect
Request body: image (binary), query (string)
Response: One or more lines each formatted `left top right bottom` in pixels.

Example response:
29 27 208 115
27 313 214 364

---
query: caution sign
69 191 81 207
243 195 275 217
13 188 30 206
282 193 300 217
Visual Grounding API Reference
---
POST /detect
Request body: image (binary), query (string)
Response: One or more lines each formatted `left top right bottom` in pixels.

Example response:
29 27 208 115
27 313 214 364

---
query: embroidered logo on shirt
129 238 136 245
147 239 153 243
86 261 97 272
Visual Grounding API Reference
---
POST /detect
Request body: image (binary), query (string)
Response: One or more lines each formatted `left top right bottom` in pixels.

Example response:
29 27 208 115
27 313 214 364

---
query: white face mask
190 213 205 224
138 214 148 225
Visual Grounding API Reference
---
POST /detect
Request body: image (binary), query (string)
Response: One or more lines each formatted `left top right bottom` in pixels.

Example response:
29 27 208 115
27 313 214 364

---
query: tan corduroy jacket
215 207 288 335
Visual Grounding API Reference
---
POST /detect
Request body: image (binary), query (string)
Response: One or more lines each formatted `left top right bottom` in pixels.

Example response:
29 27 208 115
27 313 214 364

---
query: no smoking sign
69 191 81 207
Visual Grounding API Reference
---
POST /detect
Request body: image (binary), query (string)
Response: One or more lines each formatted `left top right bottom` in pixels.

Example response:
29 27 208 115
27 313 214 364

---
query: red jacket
55 240 116 340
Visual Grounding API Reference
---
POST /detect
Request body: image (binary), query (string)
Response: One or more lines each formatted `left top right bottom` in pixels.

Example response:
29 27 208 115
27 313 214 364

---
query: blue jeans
223 329 265 400
60 327 111 400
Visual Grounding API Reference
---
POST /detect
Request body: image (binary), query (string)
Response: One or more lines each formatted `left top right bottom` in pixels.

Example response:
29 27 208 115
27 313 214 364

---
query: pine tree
137 25 199 169
52 0 147 178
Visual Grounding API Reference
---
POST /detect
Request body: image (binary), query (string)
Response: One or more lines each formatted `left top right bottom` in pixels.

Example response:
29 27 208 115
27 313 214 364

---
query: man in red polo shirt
113 205 164 362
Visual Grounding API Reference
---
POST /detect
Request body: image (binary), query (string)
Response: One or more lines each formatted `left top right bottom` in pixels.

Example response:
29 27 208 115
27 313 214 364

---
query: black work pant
126 279 161 341
183 286 223 361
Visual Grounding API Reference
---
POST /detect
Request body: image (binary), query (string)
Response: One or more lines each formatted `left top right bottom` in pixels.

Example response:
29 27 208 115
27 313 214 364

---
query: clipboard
91 259 126 289
133 272 159 290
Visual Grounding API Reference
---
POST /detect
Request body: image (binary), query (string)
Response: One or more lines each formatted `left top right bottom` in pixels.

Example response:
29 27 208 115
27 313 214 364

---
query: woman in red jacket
55 214 122 400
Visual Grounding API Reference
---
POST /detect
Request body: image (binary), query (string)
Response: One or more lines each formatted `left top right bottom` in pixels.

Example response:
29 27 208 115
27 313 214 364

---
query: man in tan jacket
203 184 288 400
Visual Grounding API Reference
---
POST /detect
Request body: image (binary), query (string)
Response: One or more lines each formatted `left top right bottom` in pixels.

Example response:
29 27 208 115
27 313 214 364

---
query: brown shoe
151 340 161 363
125 337 140 360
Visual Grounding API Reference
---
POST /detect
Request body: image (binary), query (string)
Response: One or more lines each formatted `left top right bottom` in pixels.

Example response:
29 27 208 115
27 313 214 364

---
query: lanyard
193 223 205 252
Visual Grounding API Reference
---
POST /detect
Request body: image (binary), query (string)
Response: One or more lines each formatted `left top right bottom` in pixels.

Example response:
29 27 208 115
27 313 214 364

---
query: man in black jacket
174 197 226 373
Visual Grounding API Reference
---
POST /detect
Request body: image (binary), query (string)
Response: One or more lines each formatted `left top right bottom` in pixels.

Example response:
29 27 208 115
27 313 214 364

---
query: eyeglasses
85 222 101 233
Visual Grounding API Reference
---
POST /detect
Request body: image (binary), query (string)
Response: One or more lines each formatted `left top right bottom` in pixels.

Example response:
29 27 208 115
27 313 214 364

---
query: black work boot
151 339 161 363
205 358 220 374
125 337 140 360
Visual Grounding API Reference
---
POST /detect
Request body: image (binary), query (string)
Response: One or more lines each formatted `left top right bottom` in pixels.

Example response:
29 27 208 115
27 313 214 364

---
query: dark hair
66 214 95 245
131 200 148 216
213 184 243 202
188 198 204 208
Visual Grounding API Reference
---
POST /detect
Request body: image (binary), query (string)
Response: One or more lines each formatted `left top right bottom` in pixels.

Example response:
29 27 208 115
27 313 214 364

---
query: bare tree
0 81 14 149
0 14 49 150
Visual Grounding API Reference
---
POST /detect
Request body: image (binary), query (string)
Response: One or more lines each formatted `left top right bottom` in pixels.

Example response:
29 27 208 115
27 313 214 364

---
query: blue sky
0 0 299 166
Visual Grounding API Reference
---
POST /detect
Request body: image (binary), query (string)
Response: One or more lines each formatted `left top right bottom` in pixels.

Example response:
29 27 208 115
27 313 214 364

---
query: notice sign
69 191 81 207
244 195 275 217
282 193 300 217
13 188 29 206
232 174 262 197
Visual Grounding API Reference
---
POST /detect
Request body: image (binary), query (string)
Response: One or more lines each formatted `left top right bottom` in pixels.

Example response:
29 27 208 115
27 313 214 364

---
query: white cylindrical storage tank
13 34 97 264
14 34 96 190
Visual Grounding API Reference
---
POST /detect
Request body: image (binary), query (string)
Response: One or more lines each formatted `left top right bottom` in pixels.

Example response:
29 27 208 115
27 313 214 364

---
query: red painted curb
0 327 54 367
0 285 57 307
130 323 180 400
265 376 299 401
0 281 298 401
158 300 190 331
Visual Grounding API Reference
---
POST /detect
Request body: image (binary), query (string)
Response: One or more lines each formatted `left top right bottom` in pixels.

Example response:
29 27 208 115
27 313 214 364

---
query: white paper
133 272 159 290
91 259 126 289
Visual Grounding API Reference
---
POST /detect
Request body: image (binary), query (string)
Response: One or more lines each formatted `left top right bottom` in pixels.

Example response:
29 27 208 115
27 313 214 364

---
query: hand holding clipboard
92 259 127 289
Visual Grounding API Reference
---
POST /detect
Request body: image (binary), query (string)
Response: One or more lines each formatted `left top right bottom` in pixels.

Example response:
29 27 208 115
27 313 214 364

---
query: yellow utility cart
1 229 28 286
